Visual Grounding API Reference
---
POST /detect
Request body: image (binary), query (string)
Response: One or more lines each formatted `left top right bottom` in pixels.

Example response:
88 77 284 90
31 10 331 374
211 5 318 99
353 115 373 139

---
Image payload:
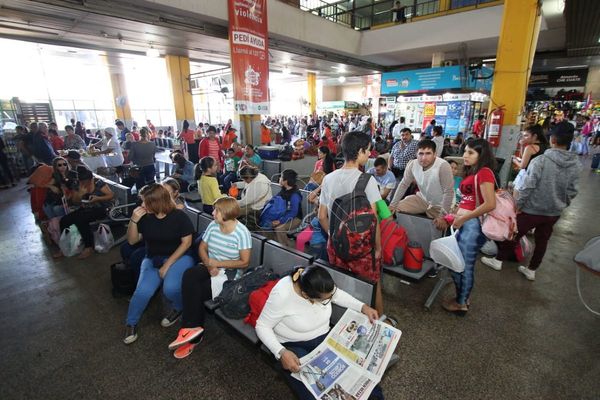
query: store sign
443 93 471 101
228 0 270 114
382 66 493 95
529 69 588 88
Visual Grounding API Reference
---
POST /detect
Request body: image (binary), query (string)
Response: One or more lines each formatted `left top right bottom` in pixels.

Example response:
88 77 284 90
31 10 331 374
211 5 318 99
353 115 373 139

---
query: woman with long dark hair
266 169 303 248
197 156 224 214
443 139 496 315
313 146 335 175
42 157 70 218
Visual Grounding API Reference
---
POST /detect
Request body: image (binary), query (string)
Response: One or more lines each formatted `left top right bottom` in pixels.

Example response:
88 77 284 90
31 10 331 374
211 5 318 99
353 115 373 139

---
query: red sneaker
168 327 204 350
173 339 202 359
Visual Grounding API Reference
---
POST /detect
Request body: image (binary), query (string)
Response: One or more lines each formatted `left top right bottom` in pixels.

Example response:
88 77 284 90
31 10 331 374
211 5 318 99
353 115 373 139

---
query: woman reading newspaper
255 266 383 400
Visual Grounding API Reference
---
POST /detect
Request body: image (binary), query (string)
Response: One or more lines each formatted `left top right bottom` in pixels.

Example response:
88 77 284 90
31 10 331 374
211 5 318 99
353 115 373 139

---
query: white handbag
430 227 465 273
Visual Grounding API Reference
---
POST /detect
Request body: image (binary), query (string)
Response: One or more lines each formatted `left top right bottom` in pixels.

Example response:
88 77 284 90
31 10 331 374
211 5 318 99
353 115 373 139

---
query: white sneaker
481 256 502 271
518 266 536 281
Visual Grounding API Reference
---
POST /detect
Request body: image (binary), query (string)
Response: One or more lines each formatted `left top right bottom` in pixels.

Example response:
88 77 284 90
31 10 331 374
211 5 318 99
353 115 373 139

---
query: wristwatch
275 347 286 360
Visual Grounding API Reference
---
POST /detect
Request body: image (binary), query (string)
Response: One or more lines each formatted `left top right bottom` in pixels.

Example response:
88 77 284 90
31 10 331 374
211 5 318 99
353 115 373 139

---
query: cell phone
81 199 91 203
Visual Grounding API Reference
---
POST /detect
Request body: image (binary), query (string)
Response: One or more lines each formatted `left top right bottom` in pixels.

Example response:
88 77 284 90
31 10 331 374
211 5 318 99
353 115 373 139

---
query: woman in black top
124 183 195 344
58 167 113 259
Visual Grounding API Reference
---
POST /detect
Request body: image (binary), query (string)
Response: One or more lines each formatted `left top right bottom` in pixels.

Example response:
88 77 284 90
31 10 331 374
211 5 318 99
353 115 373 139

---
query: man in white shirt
367 157 396 200
392 116 406 141
389 139 454 230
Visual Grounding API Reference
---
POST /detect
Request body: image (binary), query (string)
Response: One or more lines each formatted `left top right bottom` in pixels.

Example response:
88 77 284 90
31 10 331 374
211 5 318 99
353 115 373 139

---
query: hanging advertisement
228 0 270 114
422 102 436 130
381 66 493 95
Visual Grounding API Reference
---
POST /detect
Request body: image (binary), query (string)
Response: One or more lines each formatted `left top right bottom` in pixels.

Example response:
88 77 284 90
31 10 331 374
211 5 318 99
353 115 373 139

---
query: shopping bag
430 227 465 273
59 225 84 257
93 223 114 253
512 169 527 192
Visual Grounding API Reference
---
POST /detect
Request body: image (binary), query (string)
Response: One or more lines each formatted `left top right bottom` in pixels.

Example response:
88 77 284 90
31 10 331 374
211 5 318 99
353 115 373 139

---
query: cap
66 150 81 160
104 127 116 136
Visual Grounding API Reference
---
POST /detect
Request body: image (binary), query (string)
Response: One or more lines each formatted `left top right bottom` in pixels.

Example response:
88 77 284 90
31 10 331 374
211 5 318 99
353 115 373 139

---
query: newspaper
291 309 402 400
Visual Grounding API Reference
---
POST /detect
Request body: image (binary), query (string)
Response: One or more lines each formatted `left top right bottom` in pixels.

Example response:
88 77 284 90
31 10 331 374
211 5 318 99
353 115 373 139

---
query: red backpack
380 218 408 265
243 279 279 328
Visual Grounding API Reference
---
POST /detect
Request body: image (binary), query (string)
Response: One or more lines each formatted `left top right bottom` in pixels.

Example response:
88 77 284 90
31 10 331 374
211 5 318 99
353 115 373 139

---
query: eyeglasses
57 163 68 167
304 286 337 306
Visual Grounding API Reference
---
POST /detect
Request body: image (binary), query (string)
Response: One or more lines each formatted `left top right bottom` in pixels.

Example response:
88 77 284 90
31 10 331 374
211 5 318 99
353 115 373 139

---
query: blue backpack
259 195 287 229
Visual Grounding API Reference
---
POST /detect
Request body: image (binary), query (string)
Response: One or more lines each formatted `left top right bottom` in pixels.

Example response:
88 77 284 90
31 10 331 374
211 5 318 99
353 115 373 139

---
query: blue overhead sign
381 66 493 95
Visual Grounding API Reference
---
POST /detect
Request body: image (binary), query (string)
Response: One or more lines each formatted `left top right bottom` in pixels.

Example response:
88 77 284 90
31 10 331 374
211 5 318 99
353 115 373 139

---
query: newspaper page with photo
291 309 402 400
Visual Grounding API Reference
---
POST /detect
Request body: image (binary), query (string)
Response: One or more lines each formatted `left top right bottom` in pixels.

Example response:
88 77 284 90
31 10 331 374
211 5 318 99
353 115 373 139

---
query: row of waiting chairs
183 204 377 347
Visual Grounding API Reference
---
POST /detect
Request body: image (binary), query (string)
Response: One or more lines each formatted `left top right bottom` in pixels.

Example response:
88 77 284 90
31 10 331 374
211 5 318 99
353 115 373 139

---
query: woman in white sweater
256 265 378 400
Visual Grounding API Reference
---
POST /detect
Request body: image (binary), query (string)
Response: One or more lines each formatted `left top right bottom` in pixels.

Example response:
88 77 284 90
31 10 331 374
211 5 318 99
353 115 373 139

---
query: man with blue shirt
367 157 396 201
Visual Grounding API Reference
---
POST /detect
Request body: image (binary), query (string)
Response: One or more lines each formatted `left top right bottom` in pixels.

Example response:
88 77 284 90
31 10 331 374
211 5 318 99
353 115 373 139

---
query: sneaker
518 266 536 281
168 327 205 350
123 325 138 344
481 256 502 271
173 337 203 359
161 309 182 327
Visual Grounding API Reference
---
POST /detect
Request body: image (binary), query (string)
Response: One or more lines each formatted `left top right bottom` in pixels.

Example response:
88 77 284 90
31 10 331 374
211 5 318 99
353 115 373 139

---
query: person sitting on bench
167 197 251 359
388 139 454 230
256 266 379 400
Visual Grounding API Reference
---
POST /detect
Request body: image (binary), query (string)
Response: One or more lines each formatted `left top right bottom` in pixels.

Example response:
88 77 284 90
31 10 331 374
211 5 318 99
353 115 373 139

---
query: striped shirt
202 220 252 262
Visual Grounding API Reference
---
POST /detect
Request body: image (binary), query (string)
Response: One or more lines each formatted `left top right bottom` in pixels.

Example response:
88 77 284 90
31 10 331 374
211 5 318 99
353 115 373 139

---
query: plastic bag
59 225 84 257
93 223 114 253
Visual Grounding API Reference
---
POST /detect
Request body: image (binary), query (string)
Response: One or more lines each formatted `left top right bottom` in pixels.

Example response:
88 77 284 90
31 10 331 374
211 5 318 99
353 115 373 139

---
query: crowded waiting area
0 0 598 399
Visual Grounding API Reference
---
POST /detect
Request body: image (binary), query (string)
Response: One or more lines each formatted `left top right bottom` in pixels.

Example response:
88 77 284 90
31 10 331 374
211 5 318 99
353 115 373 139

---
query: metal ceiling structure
564 0 600 57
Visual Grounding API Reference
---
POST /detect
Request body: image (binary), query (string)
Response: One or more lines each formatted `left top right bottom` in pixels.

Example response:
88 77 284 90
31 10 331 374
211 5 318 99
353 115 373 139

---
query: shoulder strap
354 173 371 194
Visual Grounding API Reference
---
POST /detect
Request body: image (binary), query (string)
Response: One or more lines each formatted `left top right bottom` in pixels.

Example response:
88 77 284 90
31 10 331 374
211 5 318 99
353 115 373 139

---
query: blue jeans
136 165 156 191
43 203 66 219
125 255 195 326
222 171 238 193
451 218 486 305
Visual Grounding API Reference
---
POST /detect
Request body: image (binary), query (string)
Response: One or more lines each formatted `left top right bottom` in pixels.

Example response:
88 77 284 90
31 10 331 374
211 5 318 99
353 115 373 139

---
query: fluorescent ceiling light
482 58 496 62
338 76 346 83
556 65 587 69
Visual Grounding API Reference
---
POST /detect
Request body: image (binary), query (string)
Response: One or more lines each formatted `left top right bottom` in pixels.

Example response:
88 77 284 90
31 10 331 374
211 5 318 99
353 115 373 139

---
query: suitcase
591 153 600 169
111 262 138 297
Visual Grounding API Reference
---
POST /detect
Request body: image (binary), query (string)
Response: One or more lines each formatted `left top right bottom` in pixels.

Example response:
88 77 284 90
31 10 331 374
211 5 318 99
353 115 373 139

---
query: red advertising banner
228 0 270 115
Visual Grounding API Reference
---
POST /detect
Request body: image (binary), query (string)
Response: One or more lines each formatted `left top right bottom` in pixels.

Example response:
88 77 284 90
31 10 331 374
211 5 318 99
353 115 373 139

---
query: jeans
43 203 66 219
496 212 559 270
136 164 156 191
125 255 195 326
120 241 146 278
222 171 238 193
451 218 486 305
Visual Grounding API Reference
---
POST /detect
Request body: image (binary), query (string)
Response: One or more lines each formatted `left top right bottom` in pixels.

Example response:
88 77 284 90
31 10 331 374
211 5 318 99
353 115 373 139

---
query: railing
294 0 500 30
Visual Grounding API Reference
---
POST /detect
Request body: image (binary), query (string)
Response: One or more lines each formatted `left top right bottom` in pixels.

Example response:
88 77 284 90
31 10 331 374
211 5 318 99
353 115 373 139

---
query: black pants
136 165 156 191
60 207 107 248
0 153 14 185
181 265 213 328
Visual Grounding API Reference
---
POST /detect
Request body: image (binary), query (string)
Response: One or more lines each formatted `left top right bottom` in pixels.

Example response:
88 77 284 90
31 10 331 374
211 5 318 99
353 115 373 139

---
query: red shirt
458 167 495 211
472 120 484 137
180 129 195 145
49 135 64 151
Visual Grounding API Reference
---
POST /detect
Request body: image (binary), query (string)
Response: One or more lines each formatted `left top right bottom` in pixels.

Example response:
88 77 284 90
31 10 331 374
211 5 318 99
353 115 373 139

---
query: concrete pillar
238 114 261 146
165 55 196 131
488 0 542 186
307 72 317 115
584 66 600 98
103 55 132 127
432 52 445 67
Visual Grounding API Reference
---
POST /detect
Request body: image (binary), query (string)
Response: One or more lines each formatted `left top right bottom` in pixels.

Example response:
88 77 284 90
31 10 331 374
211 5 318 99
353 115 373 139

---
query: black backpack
215 267 279 319
278 144 293 161
329 173 377 263
110 262 138 297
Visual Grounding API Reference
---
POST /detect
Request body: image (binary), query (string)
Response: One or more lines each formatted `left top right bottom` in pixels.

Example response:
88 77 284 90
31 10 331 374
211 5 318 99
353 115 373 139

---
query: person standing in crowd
123 183 195 345
116 120 130 142
392 116 406 143
0 136 17 188
261 123 272 145
389 139 454 229
238 166 272 231
580 116 593 156
318 131 386 316
391 1 407 23
389 128 418 179
266 169 303 248
443 139 496 315
256 266 380 400
221 126 237 151
128 127 156 190
178 120 199 164
63 125 86 150
168 197 251 358
91 127 124 168
367 157 397 201
424 119 436 138
146 119 156 138
197 156 225 214
432 126 444 157
57 167 114 259
482 126 582 280
32 122 56 165
15 125 34 171
199 126 223 172
74 121 86 143
471 115 485 138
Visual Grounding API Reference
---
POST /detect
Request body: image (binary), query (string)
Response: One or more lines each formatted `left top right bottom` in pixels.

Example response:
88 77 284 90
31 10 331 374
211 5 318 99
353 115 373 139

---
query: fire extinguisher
487 107 504 147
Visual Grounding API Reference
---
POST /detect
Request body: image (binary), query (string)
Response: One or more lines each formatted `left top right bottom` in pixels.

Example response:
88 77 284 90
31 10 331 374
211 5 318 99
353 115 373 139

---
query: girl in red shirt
444 139 497 315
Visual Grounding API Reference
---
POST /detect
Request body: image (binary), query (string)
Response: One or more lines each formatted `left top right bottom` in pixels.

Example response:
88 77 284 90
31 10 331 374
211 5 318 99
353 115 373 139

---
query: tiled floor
1 161 599 400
